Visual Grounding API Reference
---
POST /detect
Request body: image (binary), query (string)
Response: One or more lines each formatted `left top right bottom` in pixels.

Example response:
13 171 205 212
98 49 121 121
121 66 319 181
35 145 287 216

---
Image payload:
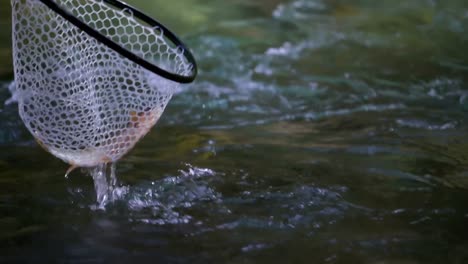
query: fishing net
11 0 197 171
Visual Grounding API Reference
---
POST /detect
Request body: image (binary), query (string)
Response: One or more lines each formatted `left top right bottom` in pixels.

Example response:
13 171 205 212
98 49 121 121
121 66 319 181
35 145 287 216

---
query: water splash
4 81 17 106
68 163 223 224
86 163 128 210
126 165 224 225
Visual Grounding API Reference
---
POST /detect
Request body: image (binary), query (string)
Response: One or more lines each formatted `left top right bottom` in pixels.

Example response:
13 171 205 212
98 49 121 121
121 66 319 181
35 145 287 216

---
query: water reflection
1 0 468 263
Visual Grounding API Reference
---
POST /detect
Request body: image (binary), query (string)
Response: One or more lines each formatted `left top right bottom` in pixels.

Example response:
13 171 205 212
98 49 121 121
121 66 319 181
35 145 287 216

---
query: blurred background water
1 0 468 263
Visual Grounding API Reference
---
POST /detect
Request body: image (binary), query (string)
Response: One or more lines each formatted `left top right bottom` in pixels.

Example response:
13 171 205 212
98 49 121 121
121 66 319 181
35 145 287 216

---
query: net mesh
11 0 192 168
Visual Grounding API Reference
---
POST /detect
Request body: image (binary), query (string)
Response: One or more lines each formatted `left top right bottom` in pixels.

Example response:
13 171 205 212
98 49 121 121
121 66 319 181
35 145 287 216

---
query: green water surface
1 0 468 263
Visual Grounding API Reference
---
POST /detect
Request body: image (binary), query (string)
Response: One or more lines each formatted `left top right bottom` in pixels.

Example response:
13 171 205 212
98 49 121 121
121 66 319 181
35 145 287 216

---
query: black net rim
38 0 198 84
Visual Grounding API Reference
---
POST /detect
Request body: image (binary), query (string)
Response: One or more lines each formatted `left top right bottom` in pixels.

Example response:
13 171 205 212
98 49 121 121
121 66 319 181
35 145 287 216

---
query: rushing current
1 0 468 263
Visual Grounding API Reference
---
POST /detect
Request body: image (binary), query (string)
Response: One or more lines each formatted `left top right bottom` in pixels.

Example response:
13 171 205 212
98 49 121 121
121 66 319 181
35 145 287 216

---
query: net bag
11 0 197 169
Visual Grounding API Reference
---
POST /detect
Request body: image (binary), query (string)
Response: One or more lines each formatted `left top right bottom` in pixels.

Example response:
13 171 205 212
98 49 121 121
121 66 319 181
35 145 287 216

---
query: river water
1 0 468 263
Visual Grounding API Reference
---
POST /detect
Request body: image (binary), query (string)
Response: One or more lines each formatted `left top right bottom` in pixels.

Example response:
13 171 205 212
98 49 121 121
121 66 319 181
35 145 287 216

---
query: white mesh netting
11 0 193 168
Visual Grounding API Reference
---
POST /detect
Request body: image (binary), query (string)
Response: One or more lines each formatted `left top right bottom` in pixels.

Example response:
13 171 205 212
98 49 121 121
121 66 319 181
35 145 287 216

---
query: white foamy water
70 164 224 225
86 163 129 210
126 165 224 225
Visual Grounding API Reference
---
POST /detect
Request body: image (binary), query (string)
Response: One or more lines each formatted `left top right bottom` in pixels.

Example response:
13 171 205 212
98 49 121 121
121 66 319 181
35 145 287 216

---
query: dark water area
1 0 468 263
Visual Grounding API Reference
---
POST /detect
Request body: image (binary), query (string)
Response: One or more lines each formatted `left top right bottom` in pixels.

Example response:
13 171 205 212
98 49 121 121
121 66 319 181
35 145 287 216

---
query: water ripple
125 165 225 225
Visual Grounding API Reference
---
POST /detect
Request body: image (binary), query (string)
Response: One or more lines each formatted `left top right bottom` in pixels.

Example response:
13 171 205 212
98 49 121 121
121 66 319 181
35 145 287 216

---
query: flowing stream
1 0 468 263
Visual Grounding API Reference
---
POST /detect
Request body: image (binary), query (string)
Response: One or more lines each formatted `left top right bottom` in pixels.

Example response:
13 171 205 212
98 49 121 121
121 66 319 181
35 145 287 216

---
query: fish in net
11 0 197 207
